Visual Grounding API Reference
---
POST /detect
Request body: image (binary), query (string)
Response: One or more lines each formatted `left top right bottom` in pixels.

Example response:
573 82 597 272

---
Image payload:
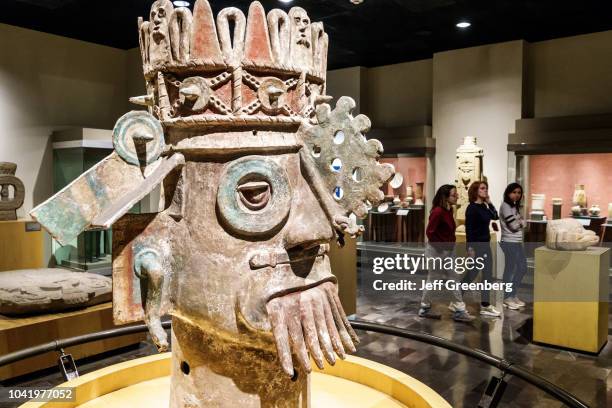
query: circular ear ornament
217 156 291 237
113 111 165 166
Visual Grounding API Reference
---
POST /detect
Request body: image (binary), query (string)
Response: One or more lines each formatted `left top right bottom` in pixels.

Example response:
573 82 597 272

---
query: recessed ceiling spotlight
173 1 190 7
279 0 293 3
351 0 364 4
456 21 471 28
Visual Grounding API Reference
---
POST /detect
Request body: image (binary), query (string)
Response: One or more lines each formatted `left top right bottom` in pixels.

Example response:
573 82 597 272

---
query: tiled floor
2 256 611 407
353 262 612 408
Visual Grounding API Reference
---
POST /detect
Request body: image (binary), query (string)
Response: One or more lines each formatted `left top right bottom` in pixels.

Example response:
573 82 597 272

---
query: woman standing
463 181 501 317
499 183 527 310
419 184 474 322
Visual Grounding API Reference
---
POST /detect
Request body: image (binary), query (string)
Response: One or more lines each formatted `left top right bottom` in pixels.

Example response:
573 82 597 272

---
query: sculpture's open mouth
265 281 358 377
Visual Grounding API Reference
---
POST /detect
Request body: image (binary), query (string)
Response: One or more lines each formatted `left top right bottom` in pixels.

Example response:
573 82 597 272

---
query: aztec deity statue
31 1 394 406
455 136 484 223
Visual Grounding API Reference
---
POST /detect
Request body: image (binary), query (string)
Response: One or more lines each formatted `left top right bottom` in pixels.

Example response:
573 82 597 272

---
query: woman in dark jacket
419 184 474 322
463 181 501 317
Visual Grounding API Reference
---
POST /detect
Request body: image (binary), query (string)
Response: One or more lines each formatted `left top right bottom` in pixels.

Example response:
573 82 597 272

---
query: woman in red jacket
419 184 474 322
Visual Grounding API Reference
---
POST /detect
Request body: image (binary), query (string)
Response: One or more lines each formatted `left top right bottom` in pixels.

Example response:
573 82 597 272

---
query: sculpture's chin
265 281 359 377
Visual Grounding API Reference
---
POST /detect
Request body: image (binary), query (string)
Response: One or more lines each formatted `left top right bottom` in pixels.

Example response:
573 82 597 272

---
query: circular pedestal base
21 353 450 408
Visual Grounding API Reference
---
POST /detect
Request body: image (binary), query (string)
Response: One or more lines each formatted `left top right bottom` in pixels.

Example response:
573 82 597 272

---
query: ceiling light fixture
456 21 471 28
350 0 364 4
279 0 293 3
173 1 190 7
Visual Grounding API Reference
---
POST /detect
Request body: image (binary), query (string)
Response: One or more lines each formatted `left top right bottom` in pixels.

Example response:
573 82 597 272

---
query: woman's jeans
500 241 527 298
463 242 493 305
420 244 466 311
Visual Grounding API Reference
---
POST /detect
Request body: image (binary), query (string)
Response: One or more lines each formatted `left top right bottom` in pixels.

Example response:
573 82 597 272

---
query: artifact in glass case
393 195 401 206
552 197 562 220
530 193 546 221
571 205 581 216
30 1 394 406
545 218 599 251
589 204 601 216
405 184 414 204
455 136 484 222
0 269 111 315
389 172 403 189
0 162 25 221
608 203 612 220
414 181 425 206
572 184 587 208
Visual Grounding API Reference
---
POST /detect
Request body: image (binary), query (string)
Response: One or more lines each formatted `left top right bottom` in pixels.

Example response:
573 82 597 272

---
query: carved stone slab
0 269 111 316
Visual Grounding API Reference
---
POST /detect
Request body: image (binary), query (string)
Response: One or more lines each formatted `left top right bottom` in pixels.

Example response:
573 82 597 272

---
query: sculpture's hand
266 281 358 377
136 252 169 352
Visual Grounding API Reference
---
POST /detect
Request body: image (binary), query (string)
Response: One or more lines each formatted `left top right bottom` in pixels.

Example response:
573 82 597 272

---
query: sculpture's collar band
249 243 329 269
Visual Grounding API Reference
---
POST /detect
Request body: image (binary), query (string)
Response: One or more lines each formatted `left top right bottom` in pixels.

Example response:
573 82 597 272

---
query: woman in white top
499 183 528 310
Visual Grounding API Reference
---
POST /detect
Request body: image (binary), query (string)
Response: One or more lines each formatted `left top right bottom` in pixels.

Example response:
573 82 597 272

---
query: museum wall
528 30 612 118
528 153 612 218
432 41 525 208
0 23 128 216
363 60 433 128
326 67 365 113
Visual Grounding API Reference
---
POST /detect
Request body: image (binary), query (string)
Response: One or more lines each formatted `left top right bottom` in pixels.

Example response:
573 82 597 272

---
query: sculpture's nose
283 181 334 253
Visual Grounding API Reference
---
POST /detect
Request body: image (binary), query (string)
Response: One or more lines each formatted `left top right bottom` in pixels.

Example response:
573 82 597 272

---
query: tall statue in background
455 136 484 223
30 1 394 407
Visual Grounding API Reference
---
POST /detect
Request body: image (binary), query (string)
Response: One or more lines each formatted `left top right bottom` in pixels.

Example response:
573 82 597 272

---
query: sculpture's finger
286 296 312 374
327 285 360 345
316 287 346 359
266 298 294 377
311 288 336 365
322 284 356 353
299 292 325 369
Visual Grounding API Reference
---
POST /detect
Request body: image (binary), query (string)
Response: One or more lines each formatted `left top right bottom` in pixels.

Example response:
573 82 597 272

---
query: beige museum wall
432 40 525 209
0 23 129 218
528 30 612 118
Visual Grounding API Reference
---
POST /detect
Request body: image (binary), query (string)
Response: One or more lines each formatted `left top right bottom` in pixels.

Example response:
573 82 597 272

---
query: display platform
20 353 450 408
533 246 609 353
0 219 44 272
0 303 145 380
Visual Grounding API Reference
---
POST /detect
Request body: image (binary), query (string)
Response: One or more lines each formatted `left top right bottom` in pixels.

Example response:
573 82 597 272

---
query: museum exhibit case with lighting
2 0 612 407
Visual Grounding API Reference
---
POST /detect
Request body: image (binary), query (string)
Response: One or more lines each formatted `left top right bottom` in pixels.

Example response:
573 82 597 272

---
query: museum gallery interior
0 0 611 407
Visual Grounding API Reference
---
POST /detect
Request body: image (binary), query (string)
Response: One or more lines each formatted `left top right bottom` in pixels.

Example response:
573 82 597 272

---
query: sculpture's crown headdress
136 0 329 129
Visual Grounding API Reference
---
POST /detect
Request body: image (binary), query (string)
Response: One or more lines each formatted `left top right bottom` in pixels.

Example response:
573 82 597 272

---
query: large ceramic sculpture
0 162 25 221
0 269 111 315
455 136 483 223
30 1 394 407
545 218 599 251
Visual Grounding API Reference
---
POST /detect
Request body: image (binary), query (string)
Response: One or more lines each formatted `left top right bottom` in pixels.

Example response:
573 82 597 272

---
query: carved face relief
457 156 476 182
290 8 311 48
148 0 173 64
174 151 335 337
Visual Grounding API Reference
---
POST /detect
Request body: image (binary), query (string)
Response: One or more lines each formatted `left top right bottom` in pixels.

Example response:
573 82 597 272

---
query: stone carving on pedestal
30 2 393 406
546 218 599 251
0 162 25 221
414 181 425 206
572 184 587 209
530 193 546 221
0 269 111 315
455 136 484 223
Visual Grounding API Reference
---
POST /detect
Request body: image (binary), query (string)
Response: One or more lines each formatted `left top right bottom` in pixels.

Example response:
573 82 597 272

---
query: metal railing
0 320 589 408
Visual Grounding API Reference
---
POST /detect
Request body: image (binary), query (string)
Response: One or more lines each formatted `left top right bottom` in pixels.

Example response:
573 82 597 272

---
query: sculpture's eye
217 157 291 237
237 180 271 211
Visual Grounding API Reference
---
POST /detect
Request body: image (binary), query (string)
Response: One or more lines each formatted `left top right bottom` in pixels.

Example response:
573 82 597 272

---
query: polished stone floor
2 261 611 408
353 264 612 408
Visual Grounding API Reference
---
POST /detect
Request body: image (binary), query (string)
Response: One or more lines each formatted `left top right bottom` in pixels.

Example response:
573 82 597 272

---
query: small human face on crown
292 9 311 47
150 0 170 39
